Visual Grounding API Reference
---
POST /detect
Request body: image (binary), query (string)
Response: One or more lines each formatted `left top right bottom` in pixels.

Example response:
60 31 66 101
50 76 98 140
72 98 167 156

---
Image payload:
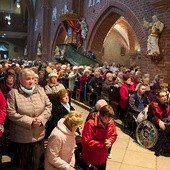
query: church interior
0 0 170 80
0 1 170 170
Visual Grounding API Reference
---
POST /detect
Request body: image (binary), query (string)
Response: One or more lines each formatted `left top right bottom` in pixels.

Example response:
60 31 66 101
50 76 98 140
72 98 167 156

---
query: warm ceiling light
5 14 11 25
17 3 20 8
17 0 21 8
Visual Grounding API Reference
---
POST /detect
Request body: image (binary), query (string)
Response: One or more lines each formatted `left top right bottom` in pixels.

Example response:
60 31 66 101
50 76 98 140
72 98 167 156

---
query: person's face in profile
61 93 69 104
125 78 131 85
20 74 35 89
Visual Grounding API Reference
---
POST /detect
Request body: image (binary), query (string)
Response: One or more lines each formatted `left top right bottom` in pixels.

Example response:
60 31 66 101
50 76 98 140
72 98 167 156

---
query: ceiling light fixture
5 14 11 25
17 0 21 8
4 0 12 25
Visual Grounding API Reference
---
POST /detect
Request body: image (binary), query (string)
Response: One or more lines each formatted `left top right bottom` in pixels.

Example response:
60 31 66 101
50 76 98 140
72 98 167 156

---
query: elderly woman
46 89 75 138
45 111 83 170
52 89 74 127
101 72 115 103
7 68 52 170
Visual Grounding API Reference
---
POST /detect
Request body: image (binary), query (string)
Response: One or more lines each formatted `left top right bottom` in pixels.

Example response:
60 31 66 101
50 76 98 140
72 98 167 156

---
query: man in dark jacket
88 71 103 107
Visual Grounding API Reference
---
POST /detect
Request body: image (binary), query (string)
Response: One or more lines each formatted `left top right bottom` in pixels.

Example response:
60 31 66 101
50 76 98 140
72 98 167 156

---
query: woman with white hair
101 72 115 103
7 68 52 170
115 71 123 87
79 69 91 102
68 66 79 98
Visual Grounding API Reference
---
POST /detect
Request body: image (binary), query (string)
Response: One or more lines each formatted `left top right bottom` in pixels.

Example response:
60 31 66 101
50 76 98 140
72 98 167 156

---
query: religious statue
37 41 42 56
24 45 27 56
79 18 88 39
60 49 65 61
54 45 60 57
143 15 164 56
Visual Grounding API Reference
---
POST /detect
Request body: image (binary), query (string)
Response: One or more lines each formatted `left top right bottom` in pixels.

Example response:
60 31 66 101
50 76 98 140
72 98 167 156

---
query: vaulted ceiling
0 0 36 39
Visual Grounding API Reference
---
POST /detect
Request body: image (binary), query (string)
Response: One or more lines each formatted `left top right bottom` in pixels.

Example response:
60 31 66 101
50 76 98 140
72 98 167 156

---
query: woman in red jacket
119 73 135 120
81 105 117 170
0 89 7 163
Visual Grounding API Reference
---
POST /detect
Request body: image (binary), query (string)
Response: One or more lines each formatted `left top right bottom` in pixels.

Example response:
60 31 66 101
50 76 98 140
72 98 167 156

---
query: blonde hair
64 111 83 128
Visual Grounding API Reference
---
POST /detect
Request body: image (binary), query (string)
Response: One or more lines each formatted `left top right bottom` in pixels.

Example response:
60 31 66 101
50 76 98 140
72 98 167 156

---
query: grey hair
106 72 113 78
19 68 35 82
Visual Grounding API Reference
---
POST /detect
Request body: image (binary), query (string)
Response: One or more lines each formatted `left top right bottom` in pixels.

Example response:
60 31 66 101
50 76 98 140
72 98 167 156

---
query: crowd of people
0 58 170 169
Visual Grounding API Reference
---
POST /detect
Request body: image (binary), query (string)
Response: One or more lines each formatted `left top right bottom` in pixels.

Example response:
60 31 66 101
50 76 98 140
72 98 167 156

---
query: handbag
137 107 148 123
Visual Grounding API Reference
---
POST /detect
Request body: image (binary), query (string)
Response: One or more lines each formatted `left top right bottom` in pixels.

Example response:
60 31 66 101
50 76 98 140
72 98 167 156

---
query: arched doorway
51 24 67 61
86 5 145 66
0 42 9 59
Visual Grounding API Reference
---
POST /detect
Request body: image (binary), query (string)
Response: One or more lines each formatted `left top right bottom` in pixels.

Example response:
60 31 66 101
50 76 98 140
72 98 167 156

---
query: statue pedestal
147 54 163 63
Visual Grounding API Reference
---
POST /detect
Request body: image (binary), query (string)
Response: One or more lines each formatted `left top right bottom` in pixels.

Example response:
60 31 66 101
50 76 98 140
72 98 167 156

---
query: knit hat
95 99 108 111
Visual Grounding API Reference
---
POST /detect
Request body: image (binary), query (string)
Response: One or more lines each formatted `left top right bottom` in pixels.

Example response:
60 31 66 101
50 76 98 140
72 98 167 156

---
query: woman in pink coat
45 111 83 170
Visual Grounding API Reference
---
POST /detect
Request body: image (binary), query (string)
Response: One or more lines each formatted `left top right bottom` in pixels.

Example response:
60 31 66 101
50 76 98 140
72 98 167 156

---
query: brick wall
31 0 170 81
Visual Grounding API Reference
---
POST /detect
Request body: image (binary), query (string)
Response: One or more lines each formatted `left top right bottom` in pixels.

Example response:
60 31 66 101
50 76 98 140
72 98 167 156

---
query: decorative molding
146 54 163 63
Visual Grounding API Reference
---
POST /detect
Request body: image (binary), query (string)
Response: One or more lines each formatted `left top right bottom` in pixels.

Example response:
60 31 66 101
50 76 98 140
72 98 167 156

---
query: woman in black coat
52 89 74 127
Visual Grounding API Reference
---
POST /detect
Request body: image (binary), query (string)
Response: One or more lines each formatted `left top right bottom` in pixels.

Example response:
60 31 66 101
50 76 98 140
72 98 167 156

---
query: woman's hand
32 117 42 128
68 166 75 170
105 139 112 148
158 120 166 130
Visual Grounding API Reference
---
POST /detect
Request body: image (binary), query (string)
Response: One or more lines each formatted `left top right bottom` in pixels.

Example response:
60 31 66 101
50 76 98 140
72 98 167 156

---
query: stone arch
51 23 67 60
86 2 146 64
0 42 9 59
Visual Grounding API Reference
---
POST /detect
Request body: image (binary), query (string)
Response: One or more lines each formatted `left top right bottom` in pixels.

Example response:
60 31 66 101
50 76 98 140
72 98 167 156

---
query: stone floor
1 101 170 170
73 101 170 170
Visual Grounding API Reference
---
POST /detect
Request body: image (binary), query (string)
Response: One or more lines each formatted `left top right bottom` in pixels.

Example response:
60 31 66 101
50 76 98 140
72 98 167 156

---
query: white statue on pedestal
37 41 42 56
24 45 27 56
143 15 164 55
